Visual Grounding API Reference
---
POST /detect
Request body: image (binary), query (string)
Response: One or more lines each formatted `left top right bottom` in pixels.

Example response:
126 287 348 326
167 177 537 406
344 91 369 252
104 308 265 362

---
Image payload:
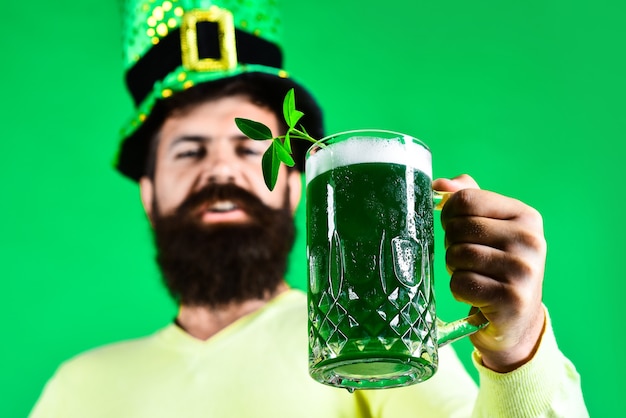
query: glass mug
305 130 488 391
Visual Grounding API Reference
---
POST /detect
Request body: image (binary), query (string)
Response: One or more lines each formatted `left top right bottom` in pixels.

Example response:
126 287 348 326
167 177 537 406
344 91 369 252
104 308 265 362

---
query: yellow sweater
30 290 587 417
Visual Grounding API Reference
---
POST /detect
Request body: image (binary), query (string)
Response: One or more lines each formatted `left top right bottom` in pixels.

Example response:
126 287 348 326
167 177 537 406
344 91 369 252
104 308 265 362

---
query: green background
1 1 623 416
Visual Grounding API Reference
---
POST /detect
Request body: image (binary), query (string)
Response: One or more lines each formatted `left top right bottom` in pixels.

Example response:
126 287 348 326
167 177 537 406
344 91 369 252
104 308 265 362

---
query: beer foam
305 134 432 184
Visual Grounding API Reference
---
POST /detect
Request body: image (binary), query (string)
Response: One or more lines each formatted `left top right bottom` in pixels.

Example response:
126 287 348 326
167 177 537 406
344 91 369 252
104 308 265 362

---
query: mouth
207 200 238 213
199 200 249 223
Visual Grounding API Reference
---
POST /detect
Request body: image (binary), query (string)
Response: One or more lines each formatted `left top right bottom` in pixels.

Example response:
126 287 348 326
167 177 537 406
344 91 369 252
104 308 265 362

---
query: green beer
306 131 438 390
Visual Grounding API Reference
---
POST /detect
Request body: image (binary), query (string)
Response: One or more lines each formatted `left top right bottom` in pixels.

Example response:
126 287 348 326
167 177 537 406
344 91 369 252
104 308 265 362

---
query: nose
205 163 235 184
200 143 238 185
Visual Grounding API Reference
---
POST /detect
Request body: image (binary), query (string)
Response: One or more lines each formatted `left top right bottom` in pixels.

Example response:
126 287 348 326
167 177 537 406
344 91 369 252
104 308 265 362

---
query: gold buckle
180 8 237 72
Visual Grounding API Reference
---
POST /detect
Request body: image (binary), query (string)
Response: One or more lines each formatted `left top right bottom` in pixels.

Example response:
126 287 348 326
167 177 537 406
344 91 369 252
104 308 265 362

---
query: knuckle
445 217 485 243
450 188 476 211
449 271 476 301
441 189 476 222
508 255 536 279
520 205 545 230
446 243 481 269
449 271 507 306
500 253 544 289
507 228 547 255
443 217 462 239
529 233 547 254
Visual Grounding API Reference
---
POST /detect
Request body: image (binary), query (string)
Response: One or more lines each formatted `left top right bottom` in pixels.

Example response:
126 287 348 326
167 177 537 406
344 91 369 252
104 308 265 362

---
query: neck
175 281 290 340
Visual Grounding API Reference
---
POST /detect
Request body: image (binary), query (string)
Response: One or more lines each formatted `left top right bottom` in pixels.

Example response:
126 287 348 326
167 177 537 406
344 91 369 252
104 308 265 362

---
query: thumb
433 174 481 192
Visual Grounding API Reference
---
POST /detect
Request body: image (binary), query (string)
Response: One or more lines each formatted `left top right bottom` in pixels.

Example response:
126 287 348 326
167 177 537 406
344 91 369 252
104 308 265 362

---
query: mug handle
432 190 489 346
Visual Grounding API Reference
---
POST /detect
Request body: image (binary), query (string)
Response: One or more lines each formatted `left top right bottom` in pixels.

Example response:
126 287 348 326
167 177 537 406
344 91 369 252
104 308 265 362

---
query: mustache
159 183 288 225
177 183 267 214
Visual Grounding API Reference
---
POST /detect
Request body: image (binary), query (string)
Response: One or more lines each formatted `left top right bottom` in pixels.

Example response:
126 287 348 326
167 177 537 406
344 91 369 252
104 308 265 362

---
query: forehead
159 95 279 141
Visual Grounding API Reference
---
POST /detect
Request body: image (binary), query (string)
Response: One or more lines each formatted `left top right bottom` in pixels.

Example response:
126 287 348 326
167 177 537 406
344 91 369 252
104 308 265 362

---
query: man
30 0 588 416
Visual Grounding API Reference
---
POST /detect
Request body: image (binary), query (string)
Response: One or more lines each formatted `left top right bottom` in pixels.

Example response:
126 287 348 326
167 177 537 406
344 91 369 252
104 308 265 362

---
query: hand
433 174 546 372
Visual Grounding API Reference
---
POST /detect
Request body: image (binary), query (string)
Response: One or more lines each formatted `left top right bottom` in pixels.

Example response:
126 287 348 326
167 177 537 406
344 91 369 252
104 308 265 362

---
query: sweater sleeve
471 307 588 418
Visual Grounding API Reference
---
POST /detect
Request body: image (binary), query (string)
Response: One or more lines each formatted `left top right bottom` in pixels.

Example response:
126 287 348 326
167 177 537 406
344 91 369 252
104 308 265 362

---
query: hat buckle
180 7 237 72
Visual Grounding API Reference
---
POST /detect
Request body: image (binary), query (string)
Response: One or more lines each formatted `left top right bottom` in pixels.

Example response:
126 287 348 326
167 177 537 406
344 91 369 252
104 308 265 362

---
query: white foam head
305 132 432 185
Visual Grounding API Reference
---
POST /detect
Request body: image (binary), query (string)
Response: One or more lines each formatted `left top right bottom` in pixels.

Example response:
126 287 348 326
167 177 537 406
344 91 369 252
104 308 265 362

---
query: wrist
477 308 546 373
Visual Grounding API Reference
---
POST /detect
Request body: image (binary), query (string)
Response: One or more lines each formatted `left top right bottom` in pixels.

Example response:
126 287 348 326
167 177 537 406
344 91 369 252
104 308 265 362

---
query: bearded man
142 77 310 339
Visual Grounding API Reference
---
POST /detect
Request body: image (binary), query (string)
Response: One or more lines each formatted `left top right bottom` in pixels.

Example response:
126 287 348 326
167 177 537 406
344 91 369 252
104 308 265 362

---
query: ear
287 170 303 215
139 176 155 224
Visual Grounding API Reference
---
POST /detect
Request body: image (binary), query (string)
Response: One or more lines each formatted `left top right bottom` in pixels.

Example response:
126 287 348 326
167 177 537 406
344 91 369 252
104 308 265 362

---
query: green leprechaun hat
116 0 324 181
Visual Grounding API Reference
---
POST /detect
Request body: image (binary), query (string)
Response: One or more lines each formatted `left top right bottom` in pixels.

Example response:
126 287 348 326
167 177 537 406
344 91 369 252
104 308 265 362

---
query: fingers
446 244 536 286
441 188 543 225
440 189 546 261
448 270 521 319
443 215 547 256
442 190 547 303
434 174 532 221
432 174 480 192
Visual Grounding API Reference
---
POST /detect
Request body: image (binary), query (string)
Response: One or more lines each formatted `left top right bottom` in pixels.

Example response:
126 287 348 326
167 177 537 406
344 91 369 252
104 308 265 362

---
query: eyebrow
168 134 253 150
168 135 206 150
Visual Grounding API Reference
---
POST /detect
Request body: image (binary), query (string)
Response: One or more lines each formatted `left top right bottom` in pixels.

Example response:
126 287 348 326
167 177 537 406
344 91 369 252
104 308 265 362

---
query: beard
151 183 295 308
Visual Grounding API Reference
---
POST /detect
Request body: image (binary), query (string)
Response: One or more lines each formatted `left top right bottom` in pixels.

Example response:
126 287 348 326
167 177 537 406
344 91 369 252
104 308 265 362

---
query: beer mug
306 130 488 391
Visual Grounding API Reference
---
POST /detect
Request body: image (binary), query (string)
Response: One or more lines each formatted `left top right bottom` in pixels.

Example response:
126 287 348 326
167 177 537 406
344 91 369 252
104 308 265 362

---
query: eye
175 146 206 159
237 144 264 157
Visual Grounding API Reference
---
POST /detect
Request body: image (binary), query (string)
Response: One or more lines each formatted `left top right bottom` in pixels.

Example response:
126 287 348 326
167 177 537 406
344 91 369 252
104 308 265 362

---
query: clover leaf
235 88 322 190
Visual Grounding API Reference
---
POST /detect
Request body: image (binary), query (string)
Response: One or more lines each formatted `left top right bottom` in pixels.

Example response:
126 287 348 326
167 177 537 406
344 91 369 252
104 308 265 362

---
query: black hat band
125 21 283 107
